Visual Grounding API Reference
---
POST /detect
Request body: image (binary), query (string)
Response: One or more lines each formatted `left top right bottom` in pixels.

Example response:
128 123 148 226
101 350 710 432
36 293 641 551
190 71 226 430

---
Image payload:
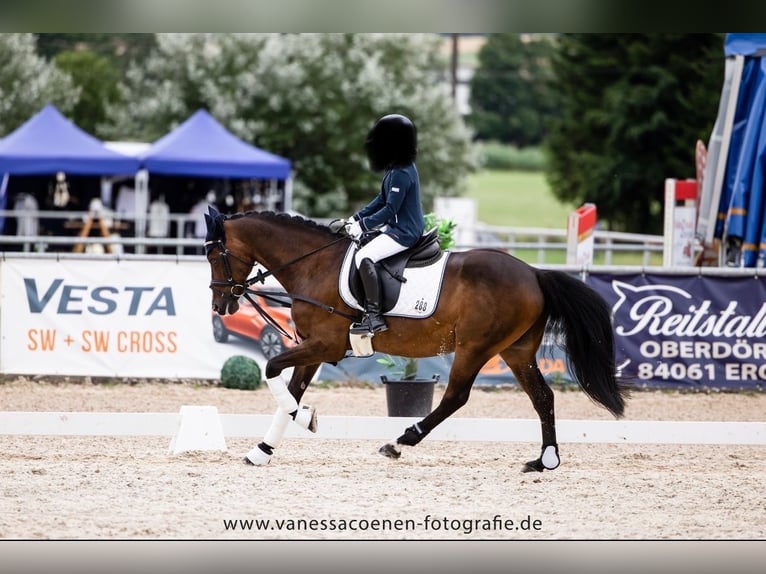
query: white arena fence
0 208 663 264
2 409 765 449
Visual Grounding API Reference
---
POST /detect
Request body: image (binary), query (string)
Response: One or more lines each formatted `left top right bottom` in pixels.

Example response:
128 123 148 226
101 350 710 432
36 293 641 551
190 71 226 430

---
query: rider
343 113 425 335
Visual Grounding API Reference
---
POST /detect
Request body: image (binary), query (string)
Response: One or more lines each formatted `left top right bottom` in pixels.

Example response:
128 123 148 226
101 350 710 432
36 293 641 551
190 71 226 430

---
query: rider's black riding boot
351 258 388 334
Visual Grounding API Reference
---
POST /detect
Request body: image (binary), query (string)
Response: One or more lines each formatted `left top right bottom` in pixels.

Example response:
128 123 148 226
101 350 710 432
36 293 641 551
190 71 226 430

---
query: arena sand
1 378 765 541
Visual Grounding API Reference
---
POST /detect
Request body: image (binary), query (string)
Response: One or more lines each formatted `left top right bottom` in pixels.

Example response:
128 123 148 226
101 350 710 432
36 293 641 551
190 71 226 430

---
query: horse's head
204 205 253 316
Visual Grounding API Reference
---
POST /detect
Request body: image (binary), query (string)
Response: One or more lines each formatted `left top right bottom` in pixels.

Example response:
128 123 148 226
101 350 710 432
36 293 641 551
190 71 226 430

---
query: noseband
205 239 259 298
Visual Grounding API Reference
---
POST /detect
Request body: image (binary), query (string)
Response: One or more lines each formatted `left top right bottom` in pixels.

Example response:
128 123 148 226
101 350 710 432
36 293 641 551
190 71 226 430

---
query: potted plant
376 212 455 417
377 354 440 417
424 212 457 250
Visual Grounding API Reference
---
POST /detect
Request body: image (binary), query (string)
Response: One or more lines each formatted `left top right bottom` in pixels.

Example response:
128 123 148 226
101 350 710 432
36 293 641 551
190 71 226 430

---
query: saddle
348 229 442 313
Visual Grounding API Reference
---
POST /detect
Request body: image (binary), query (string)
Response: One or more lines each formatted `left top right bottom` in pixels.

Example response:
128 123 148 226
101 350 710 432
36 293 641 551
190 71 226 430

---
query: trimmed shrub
477 142 546 171
220 355 262 390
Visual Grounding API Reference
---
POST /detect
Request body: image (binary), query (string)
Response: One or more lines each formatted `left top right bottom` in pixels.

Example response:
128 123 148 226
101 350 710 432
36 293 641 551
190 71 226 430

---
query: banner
4 256 764 391
317 335 573 387
0 258 261 378
588 273 766 390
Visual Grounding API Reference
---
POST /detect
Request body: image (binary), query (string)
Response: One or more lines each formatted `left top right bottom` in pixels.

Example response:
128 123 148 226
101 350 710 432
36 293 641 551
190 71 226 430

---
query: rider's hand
345 220 363 240
329 218 348 234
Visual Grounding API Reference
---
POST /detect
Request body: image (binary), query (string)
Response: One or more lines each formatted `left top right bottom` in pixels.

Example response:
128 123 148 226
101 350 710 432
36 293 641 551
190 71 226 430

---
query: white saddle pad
338 245 450 319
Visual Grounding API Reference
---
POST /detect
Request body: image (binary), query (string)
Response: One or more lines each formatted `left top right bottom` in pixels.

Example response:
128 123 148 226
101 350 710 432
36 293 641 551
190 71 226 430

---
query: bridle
204 234 349 295
204 234 359 339
205 239 260 299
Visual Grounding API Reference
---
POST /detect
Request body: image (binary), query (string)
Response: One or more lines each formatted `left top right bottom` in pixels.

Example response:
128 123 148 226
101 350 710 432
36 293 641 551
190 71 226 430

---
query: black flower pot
381 374 438 417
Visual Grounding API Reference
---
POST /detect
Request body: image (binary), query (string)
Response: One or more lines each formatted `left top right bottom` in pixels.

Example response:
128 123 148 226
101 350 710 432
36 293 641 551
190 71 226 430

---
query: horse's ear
204 211 225 242
214 216 225 241
207 205 219 218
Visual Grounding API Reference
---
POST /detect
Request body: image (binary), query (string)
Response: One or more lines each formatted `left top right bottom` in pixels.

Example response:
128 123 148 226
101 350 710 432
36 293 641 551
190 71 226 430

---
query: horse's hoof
294 404 318 433
244 446 272 466
307 408 318 433
379 443 402 459
522 459 545 473
522 445 560 472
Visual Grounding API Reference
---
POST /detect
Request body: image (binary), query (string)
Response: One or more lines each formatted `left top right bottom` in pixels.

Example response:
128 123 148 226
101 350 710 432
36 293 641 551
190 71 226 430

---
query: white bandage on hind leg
263 407 291 448
266 373 298 414
541 445 560 470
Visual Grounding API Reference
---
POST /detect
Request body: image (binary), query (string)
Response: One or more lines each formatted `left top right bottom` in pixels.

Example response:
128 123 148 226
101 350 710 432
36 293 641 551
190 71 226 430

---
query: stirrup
350 313 387 335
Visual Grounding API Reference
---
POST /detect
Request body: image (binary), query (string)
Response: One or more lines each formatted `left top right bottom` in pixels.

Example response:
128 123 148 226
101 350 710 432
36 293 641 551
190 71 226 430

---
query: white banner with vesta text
0 257 258 378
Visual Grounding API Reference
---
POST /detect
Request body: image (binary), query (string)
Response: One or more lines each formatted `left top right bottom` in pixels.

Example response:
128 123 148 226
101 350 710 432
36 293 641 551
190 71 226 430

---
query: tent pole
134 169 149 255
283 175 293 212
703 55 744 250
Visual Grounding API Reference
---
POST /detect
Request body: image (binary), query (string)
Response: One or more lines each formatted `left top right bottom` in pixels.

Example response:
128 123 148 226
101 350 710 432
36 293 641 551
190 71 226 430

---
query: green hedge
477 142 546 172
220 355 262 390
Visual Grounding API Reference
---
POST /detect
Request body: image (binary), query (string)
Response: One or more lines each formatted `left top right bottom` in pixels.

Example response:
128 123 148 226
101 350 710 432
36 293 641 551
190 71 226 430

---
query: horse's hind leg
244 364 320 466
503 348 560 472
379 351 484 459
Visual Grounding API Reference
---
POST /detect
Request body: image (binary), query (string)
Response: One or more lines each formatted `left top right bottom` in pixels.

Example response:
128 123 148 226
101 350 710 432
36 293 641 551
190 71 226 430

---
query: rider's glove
329 218 348 234
345 220 363 240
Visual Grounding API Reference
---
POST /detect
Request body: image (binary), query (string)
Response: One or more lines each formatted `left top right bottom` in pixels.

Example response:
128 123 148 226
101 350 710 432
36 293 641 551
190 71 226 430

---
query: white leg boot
244 408 290 465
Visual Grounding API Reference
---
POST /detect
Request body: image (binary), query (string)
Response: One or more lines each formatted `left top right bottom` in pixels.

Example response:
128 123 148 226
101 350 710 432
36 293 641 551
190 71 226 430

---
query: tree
54 51 122 137
468 34 558 147
36 34 156 71
0 34 79 135
102 33 476 217
34 34 156 138
544 34 724 234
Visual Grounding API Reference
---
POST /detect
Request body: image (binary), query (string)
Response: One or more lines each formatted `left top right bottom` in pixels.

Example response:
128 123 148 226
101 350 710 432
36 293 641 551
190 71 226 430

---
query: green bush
220 355 262 390
477 141 546 172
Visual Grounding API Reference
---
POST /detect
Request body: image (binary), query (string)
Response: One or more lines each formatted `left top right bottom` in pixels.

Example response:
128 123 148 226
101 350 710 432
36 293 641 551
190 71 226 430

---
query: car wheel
212 315 229 343
259 325 285 359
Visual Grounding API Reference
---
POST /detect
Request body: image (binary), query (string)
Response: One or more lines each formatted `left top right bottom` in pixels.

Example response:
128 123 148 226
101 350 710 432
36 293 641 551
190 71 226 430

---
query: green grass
463 169 662 266
465 170 575 229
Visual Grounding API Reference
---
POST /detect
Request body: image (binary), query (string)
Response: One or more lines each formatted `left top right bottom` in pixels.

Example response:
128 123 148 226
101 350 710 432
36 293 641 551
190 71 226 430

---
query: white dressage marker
168 405 227 454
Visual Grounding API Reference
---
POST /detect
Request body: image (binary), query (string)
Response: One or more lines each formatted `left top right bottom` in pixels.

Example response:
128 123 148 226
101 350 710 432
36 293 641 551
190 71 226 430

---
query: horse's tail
536 269 628 418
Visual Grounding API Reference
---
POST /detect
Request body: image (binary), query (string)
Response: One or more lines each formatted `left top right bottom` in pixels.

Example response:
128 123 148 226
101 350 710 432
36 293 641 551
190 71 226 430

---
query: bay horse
204 207 628 471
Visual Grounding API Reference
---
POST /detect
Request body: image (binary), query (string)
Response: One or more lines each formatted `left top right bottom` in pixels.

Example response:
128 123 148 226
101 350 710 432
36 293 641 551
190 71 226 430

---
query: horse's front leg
245 338 338 466
265 339 339 428
263 339 334 424
244 363 320 466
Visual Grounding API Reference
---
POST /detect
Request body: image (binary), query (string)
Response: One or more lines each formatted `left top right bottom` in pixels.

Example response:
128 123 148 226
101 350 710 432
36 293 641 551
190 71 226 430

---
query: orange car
211 290 295 359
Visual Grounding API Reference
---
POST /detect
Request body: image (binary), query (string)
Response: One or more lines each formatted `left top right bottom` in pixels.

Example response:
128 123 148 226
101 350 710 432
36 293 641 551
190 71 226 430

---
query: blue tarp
725 34 766 57
139 109 291 179
0 104 140 175
719 33 766 267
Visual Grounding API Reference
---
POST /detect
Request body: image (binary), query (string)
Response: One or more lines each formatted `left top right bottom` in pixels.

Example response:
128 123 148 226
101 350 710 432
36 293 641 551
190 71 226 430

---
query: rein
205 235 358 342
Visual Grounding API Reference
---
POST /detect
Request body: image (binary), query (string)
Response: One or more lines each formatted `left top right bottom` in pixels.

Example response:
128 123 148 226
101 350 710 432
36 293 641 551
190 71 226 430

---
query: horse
203 206 629 471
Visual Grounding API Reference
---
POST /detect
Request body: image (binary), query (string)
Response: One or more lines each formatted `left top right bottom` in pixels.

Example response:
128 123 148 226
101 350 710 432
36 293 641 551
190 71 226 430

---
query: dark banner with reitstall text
587 273 766 390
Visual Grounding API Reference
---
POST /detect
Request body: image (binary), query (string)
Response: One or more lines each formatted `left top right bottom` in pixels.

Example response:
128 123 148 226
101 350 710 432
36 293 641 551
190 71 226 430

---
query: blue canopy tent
697 34 766 267
134 109 293 246
0 104 140 234
139 108 291 180
0 104 140 175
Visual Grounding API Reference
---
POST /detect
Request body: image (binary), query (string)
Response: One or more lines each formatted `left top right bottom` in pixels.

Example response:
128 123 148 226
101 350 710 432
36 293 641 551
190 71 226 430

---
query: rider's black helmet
365 114 417 172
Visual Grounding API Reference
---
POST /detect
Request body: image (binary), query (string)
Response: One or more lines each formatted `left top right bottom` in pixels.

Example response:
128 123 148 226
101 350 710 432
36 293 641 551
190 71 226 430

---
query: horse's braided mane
227 210 335 237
